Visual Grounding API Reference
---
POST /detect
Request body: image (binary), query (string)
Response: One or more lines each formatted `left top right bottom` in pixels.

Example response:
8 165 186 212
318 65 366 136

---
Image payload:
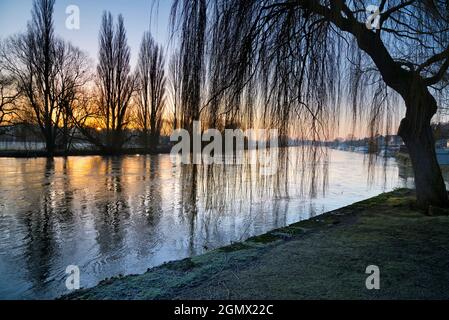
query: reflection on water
0 148 412 299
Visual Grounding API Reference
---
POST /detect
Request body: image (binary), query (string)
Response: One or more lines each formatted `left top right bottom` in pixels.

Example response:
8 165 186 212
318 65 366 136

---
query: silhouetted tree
136 31 166 151
1 0 60 153
96 12 135 153
172 0 449 209
56 43 90 153
0 0 89 154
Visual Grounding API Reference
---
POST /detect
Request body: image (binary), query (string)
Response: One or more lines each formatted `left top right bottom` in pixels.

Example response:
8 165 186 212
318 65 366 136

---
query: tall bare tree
0 0 89 154
0 0 60 153
56 43 91 152
136 31 166 151
96 12 135 153
172 0 449 209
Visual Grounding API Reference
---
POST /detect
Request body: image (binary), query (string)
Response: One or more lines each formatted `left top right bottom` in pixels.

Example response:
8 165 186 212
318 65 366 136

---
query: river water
0 148 416 299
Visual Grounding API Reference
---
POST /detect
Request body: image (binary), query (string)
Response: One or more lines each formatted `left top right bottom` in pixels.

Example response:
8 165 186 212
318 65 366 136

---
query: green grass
62 189 449 300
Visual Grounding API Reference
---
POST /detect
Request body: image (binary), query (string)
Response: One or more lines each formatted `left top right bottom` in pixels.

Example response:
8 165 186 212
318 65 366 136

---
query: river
0 147 416 299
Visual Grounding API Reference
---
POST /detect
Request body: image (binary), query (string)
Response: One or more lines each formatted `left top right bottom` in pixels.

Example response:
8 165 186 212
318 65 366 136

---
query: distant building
436 139 449 149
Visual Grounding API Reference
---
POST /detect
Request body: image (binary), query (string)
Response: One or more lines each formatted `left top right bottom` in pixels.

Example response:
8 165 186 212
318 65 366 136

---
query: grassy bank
63 189 449 300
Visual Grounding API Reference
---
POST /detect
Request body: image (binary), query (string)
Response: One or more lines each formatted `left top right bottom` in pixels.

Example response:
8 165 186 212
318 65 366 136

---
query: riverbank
0 146 172 158
63 189 449 300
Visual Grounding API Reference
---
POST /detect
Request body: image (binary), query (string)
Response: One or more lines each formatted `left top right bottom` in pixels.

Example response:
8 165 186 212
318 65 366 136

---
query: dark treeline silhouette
170 0 449 209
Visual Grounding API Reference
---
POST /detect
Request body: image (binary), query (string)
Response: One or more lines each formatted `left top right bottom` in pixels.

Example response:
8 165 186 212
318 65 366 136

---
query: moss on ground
247 232 282 244
163 258 199 272
219 242 252 252
62 188 449 300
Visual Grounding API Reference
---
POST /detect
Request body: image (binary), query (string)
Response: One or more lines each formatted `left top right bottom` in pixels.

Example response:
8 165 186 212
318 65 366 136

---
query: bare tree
135 31 166 151
1 0 60 154
96 12 135 153
56 43 91 152
0 0 90 155
172 0 449 209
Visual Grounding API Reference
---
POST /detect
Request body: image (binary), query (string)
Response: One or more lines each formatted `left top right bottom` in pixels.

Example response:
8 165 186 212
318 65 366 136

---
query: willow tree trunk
398 89 449 209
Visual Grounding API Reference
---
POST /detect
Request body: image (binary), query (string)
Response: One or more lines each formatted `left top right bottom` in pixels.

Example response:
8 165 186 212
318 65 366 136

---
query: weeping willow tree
170 0 206 135
171 0 449 209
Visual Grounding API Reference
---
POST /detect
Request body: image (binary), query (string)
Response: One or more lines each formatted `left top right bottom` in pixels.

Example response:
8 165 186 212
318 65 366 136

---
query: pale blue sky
0 0 173 66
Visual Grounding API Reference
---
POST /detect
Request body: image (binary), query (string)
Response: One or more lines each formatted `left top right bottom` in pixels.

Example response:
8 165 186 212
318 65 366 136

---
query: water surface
0 148 413 299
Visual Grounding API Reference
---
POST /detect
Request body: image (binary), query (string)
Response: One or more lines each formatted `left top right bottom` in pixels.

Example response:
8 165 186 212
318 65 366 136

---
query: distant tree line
0 0 181 155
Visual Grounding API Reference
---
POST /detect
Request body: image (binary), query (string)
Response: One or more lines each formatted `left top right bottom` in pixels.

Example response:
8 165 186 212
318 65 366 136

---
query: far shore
62 189 449 300
0 146 172 158
0 144 398 159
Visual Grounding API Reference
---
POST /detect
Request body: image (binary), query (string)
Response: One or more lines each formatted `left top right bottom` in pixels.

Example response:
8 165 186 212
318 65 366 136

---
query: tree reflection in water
0 147 406 299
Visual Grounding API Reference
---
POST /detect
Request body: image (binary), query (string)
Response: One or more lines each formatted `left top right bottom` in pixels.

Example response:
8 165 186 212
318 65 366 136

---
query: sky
0 0 400 139
0 0 173 67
